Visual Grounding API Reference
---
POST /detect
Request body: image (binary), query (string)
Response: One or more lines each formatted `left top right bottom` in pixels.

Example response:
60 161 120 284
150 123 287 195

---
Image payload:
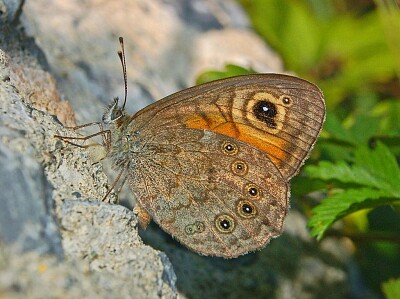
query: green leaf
308 188 393 240
354 143 400 195
308 142 400 195
306 161 382 189
382 278 400 299
306 142 400 239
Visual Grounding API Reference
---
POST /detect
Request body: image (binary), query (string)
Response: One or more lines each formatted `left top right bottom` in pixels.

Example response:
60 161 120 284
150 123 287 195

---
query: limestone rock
0 0 356 298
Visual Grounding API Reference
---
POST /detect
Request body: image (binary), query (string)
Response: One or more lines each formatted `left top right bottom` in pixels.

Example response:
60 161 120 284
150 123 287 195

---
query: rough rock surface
1 0 355 298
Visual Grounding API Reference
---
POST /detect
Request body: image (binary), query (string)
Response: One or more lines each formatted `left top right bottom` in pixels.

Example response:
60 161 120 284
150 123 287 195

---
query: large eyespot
237 200 257 219
252 100 278 129
221 141 238 156
244 92 287 134
244 183 262 200
231 160 248 176
215 214 235 233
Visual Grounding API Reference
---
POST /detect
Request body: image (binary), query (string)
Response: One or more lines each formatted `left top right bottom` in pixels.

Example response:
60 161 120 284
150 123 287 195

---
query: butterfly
56 37 325 258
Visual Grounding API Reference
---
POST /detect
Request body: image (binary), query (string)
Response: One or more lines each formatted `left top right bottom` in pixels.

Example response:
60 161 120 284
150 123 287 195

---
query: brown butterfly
56 38 325 258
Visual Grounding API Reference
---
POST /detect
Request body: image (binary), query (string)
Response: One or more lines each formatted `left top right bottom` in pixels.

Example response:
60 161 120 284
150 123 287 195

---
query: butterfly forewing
131 74 325 180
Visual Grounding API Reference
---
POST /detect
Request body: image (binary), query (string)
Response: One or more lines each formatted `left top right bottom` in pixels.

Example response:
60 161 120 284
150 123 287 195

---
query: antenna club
117 37 128 110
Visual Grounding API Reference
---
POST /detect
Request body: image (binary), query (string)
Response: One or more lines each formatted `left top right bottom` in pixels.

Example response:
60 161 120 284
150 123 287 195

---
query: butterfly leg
101 166 127 203
55 121 112 148
54 129 111 149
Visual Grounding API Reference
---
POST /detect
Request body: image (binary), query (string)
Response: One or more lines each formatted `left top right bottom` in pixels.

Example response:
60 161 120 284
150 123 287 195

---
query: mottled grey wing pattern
128 128 289 258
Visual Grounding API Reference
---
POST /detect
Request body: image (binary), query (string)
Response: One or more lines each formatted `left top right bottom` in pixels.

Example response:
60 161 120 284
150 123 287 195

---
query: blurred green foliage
382 278 400 299
196 64 256 84
197 0 400 297
240 0 398 110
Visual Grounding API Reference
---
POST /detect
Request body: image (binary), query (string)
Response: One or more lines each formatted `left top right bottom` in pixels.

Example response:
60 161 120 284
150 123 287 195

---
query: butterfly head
102 97 126 124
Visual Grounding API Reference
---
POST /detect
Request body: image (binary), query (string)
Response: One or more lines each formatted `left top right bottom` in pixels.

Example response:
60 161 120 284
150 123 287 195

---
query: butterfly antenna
118 37 128 110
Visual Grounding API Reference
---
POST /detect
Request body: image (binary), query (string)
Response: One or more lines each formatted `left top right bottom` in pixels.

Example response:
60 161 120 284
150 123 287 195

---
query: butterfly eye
112 109 123 120
103 97 124 124
215 214 235 233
